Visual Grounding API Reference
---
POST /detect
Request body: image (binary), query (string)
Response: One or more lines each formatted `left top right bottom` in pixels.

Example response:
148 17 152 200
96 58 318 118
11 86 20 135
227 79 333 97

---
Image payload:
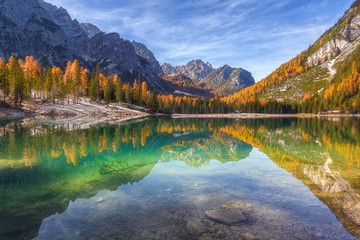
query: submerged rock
186 218 206 236
242 232 260 240
205 208 247 225
215 230 227 239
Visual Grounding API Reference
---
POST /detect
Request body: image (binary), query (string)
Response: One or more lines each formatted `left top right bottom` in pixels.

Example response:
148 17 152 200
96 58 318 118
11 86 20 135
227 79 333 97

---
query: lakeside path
172 113 360 119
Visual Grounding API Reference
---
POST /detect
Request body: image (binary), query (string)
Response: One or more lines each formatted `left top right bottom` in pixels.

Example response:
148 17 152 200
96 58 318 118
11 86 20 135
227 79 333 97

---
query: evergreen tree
44 67 53 101
104 77 114 104
115 74 123 103
8 57 25 106
148 91 158 111
136 80 142 105
0 60 9 103
89 65 100 101
125 82 133 103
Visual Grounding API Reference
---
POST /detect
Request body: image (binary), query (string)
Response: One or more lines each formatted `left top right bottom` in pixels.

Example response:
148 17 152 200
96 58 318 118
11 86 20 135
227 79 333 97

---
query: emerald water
0 117 359 240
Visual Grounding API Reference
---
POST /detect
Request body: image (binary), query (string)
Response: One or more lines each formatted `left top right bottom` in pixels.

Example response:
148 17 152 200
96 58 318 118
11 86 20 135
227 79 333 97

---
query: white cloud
44 0 354 81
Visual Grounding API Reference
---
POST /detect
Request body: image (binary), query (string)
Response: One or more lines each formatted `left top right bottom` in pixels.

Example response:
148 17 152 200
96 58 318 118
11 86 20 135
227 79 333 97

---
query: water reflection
0 117 359 239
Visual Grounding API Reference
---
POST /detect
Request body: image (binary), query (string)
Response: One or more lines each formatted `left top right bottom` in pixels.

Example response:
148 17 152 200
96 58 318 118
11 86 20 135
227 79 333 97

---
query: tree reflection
0 117 359 239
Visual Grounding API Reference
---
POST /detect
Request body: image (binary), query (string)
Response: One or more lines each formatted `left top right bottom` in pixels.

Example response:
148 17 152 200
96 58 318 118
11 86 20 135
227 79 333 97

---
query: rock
241 232 259 240
341 14 360 41
307 38 350 67
215 230 226 239
186 218 206 236
205 208 247 225
80 23 101 38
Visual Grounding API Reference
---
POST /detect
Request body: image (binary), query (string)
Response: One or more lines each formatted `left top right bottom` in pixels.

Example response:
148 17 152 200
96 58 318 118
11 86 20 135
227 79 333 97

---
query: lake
0 117 359 240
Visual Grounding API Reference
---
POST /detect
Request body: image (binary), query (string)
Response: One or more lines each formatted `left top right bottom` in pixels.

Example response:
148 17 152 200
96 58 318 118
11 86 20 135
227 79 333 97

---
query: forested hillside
223 0 360 114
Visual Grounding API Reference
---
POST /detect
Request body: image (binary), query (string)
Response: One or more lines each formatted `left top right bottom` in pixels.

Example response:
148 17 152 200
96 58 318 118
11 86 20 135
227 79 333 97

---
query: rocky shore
0 99 150 125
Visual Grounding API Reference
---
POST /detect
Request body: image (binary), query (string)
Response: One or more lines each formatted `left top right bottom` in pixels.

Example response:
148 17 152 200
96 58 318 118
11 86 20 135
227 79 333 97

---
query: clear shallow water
0 117 359 239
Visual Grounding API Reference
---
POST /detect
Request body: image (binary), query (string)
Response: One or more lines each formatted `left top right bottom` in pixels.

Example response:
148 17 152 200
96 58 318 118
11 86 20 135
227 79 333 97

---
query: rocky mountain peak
0 0 165 90
80 23 101 38
132 41 163 75
199 65 255 96
162 59 214 83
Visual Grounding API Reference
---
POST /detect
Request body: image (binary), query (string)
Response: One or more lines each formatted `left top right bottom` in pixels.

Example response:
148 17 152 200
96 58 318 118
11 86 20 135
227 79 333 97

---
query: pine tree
104 77 114 104
44 67 53 101
114 74 123 103
148 90 158 111
0 59 9 103
8 57 25 106
89 64 100 101
136 80 142 105
125 82 133 103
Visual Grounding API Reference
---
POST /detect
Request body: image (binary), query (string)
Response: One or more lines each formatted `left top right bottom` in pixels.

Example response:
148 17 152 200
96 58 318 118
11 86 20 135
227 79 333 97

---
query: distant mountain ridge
199 65 255 96
162 60 255 96
162 59 213 83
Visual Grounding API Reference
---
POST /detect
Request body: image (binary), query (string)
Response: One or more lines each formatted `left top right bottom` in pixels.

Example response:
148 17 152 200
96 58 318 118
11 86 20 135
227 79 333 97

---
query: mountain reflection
0 117 359 239
0 118 252 240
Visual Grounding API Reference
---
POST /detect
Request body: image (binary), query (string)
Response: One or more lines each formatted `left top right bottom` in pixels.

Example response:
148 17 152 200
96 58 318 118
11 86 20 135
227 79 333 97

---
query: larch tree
141 81 148 105
70 60 81 103
80 68 90 96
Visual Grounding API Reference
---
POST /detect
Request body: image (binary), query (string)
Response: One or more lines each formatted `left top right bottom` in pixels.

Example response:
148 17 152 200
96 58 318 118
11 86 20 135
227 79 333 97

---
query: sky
45 0 354 81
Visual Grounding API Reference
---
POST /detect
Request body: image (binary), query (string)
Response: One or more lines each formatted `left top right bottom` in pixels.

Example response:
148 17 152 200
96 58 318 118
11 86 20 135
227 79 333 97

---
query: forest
0 55 359 114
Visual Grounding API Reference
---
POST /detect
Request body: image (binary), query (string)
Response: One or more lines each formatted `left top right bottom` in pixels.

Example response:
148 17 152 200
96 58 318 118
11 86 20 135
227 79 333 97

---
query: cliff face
0 0 164 89
307 38 350 67
0 0 71 66
132 41 163 75
306 4 360 70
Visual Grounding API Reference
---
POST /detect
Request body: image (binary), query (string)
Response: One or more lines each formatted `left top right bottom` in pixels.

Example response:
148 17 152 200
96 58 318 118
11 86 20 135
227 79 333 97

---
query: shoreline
2 103 360 123
171 113 360 119
0 100 150 126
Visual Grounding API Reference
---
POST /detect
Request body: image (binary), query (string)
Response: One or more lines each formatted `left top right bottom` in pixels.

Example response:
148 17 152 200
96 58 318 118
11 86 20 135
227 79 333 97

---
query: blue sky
45 0 354 81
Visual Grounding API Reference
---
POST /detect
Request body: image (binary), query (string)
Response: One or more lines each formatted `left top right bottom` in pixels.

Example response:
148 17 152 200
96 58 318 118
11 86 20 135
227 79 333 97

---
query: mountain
159 73 214 98
227 0 360 113
162 60 255 96
162 59 214 83
199 65 255 96
0 0 165 90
